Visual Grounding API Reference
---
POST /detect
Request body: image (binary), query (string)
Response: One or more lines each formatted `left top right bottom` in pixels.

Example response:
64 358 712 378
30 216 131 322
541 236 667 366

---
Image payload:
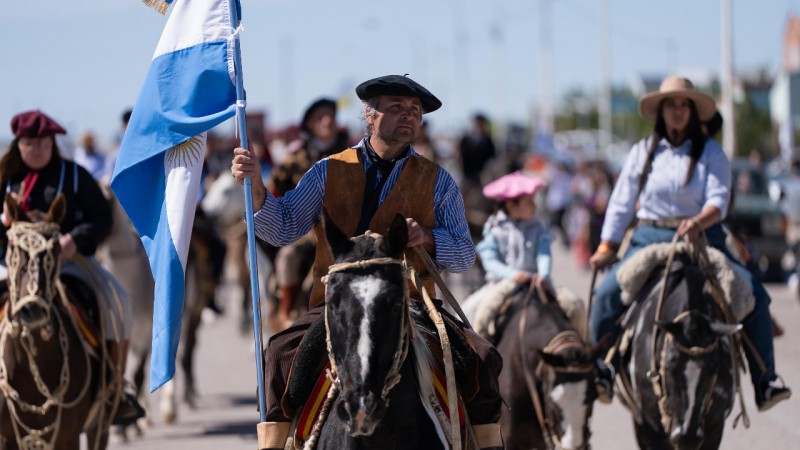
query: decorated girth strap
0 303 98 349
294 362 465 443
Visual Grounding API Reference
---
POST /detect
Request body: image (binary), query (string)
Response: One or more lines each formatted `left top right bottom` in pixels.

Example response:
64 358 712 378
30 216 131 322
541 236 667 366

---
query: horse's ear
323 208 352 258
46 194 67 224
538 349 566 368
381 213 408 257
4 192 25 223
710 322 742 336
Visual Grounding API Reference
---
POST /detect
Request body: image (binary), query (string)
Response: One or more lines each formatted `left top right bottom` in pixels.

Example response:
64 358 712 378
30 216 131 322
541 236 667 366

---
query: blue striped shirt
601 137 731 243
253 138 476 273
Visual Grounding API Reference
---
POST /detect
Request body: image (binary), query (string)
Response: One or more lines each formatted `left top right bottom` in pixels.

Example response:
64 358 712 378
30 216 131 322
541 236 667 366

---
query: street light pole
539 0 555 135
721 0 736 157
597 0 612 158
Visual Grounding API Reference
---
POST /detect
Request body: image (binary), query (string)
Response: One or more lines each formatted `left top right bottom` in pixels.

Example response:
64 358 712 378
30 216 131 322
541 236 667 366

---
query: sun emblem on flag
166 136 204 168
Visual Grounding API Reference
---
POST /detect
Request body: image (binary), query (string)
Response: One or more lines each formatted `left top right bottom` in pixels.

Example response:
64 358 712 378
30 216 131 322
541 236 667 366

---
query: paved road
108 241 800 449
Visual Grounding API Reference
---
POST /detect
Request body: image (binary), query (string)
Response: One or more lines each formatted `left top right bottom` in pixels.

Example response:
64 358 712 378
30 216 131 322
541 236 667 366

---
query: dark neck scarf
355 138 409 235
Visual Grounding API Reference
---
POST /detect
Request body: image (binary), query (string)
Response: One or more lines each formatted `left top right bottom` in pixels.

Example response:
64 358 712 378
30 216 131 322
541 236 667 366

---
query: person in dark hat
231 75 503 450
265 98 350 332
0 110 145 425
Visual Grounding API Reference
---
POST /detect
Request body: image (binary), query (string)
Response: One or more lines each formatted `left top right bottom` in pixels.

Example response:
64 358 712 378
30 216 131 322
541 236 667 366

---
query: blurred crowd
5 104 634 280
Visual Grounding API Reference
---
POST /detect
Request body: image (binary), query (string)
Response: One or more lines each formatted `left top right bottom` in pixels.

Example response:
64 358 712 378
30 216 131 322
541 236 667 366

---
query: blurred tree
735 94 775 158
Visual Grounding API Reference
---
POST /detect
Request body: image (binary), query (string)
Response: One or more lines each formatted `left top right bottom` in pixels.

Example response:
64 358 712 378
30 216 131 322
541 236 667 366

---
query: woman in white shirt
589 76 790 411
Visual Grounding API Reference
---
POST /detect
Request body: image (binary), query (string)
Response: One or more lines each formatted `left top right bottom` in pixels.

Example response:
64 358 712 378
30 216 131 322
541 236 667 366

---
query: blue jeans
589 223 776 387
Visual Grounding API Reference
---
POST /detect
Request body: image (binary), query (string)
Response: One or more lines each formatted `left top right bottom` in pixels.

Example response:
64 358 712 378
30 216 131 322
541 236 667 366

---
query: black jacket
2 155 112 258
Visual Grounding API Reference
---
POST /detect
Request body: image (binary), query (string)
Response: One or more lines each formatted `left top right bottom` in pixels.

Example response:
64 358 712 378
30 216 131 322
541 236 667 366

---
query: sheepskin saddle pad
615 243 755 322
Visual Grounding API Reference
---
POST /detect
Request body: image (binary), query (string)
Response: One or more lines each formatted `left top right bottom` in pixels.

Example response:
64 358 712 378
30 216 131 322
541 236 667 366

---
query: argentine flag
111 0 239 391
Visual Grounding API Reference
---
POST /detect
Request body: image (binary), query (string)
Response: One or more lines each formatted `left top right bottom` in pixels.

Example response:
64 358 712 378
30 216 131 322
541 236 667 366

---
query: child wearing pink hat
476 171 552 285
461 171 554 338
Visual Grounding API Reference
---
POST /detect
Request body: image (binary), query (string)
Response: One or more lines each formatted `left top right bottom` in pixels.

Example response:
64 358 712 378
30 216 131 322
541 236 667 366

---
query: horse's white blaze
682 360 702 430
550 380 588 449
350 277 384 382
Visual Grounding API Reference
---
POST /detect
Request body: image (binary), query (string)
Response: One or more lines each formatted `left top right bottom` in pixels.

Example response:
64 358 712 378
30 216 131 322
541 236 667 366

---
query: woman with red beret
0 110 144 425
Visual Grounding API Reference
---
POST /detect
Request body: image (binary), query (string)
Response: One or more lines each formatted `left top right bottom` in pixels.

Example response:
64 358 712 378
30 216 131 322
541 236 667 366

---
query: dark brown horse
0 194 115 450
496 282 603 450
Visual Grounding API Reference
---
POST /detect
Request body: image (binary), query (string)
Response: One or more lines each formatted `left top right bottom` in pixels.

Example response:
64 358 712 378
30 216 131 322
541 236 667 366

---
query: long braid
682 102 707 186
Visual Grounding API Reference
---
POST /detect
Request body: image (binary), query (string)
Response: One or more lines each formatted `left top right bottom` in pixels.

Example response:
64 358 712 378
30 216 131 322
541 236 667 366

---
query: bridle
518 285 595 450
321 256 411 406
4 221 61 328
653 310 720 432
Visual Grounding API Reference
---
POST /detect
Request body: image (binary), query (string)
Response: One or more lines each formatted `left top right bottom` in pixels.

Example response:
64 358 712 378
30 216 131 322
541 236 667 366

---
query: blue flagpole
227 0 268 424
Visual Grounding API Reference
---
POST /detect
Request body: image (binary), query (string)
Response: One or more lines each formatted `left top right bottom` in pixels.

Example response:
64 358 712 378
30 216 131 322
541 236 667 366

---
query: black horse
496 282 602 450
618 247 739 450
303 214 466 450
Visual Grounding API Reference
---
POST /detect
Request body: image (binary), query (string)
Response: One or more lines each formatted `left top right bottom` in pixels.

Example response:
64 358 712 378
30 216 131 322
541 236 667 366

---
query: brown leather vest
309 148 439 307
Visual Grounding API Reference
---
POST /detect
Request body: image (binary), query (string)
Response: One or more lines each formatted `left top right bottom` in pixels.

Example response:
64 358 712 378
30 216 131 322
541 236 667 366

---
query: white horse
201 173 273 336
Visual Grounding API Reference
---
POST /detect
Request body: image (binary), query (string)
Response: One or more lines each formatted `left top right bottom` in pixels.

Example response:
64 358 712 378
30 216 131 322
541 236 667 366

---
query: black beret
355 75 442 113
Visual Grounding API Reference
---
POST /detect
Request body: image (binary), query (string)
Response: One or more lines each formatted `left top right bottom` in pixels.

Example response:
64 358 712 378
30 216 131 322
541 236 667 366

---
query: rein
517 285 593 450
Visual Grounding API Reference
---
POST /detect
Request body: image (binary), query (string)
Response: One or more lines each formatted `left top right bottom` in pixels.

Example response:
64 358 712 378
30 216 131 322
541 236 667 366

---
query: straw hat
483 171 547 202
638 76 717 121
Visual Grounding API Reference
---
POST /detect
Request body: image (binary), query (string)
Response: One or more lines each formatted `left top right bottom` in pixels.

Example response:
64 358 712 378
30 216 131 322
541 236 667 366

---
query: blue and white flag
112 0 238 391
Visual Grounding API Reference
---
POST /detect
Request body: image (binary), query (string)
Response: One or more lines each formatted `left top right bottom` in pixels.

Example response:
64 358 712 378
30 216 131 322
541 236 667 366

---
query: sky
0 0 797 148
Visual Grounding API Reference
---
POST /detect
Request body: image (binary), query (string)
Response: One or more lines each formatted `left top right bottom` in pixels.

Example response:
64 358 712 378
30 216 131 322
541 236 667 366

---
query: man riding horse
232 75 504 450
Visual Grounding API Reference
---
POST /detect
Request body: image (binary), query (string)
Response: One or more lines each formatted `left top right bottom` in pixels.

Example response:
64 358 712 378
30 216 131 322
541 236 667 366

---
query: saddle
469 280 587 346
616 243 755 321
59 275 102 350
282 300 479 443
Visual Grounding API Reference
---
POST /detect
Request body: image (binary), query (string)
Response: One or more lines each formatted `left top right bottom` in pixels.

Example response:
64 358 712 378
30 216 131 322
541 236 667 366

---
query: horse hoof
161 410 177 424
184 396 198 410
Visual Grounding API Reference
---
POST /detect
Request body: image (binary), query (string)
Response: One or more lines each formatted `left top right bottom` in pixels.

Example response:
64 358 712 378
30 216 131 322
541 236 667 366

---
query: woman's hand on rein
677 217 702 239
589 241 618 270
